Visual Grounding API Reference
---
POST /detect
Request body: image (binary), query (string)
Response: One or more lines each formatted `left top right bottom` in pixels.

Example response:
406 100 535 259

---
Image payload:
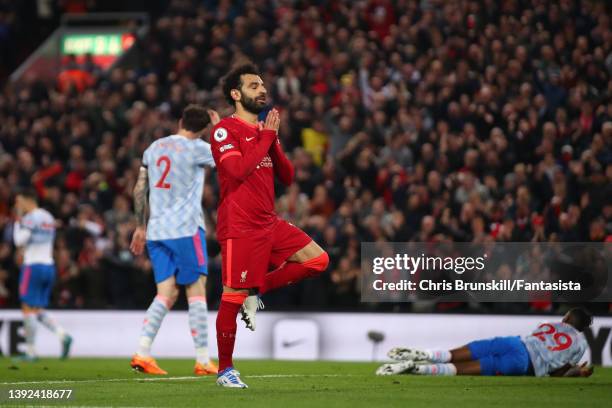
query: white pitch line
0 374 352 386
0 376 200 386
1 403 151 408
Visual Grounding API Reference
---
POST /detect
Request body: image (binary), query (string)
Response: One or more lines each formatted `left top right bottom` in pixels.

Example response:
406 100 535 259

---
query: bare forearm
550 363 590 377
562 364 592 377
134 189 148 226
134 168 149 227
550 364 571 377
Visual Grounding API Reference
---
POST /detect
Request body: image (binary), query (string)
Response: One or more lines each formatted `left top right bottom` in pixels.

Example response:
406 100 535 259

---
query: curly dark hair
566 307 593 332
221 63 261 106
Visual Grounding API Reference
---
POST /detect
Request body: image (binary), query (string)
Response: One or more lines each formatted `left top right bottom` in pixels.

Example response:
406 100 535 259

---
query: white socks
137 295 170 357
188 296 210 364
425 349 452 363
23 314 37 357
414 363 458 376
37 312 67 340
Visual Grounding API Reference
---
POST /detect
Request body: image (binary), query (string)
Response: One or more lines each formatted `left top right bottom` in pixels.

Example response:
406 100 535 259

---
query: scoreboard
60 32 136 69
61 33 135 56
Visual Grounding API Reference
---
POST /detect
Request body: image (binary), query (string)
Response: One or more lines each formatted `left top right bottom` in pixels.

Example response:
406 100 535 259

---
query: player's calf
136 294 175 358
22 310 38 359
217 291 248 373
187 295 215 372
260 251 329 295
36 311 72 359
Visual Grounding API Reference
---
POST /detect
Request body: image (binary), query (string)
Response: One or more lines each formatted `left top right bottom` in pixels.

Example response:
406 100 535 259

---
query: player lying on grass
129 105 220 376
13 189 73 361
377 307 593 378
211 63 329 388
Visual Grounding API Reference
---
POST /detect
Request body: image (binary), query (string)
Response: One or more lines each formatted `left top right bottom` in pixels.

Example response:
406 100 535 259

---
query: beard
240 93 267 114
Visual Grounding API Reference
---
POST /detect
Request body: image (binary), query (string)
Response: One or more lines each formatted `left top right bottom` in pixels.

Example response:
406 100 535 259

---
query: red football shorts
220 220 312 289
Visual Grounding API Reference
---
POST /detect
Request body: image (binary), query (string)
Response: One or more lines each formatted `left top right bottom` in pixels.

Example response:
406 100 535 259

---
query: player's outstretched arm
130 167 149 256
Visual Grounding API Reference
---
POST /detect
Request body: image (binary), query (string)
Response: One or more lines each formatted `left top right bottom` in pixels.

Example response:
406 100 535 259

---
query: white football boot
240 295 264 331
216 367 248 388
375 360 416 376
387 347 429 362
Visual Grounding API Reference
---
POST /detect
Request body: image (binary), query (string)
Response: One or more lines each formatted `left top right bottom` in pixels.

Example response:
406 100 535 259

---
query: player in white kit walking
377 307 593 377
13 189 73 360
129 105 220 375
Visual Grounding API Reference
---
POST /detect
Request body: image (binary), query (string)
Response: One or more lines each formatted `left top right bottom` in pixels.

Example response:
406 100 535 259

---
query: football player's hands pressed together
263 108 280 133
264 107 294 185
130 226 146 256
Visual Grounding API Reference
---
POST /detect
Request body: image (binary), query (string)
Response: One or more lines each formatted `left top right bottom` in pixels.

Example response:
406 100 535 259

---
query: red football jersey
210 115 294 240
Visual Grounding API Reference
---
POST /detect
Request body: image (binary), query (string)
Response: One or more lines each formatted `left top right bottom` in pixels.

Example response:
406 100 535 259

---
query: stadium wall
1 311 611 366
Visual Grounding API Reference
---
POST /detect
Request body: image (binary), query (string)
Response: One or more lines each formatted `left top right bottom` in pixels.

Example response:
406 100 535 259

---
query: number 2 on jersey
155 156 172 189
532 323 573 351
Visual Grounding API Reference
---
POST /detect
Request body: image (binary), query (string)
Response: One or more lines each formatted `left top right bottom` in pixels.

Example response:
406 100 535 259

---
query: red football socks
260 252 329 295
216 292 247 372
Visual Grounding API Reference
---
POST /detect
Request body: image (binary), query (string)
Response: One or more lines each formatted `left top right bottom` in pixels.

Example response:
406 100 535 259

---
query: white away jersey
142 135 215 240
522 322 588 377
13 208 55 265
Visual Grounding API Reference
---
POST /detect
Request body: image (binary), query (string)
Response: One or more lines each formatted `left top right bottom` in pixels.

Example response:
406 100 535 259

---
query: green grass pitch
1 358 611 407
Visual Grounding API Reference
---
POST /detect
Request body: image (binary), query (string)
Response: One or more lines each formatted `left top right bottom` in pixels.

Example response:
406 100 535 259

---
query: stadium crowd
0 0 610 312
